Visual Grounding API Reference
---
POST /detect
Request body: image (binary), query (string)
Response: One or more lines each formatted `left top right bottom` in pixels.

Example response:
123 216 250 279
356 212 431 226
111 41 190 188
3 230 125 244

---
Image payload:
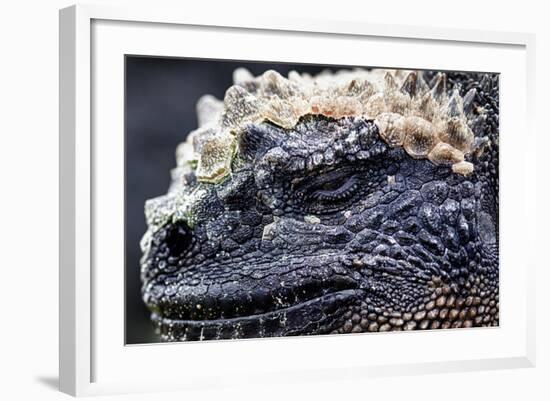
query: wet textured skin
141 72 499 341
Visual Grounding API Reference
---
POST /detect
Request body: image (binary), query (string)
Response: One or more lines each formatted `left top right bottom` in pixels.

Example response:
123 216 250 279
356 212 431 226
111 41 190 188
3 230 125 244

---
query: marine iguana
140 68 499 341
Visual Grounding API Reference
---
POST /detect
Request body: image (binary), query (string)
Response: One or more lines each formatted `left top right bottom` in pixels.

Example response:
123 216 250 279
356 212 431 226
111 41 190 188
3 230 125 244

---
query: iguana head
140 68 499 341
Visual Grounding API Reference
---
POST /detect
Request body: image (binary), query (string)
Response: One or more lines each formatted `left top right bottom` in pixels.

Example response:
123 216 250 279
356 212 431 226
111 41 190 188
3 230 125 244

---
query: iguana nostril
165 221 194 257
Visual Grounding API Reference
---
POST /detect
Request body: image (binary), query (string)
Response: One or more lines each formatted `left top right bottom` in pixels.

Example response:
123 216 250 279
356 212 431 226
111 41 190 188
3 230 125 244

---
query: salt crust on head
180 68 477 185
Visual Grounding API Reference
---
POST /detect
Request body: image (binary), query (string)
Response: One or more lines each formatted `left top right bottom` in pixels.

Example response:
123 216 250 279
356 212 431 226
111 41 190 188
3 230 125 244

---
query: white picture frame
59 3 536 397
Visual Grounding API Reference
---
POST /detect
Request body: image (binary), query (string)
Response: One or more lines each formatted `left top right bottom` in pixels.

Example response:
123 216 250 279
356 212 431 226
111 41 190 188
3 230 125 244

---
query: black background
125 56 343 343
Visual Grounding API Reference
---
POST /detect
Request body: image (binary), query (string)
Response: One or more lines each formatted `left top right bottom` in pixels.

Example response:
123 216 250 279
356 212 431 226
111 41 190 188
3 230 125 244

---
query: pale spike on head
261 69 296 98
447 89 464 118
462 88 477 116
233 67 254 85
480 74 492 92
400 71 418 97
347 79 361 94
196 95 223 127
394 69 407 79
472 136 490 158
288 70 303 82
384 72 398 91
221 85 260 130
430 73 447 100
419 91 437 121
417 72 430 94
429 73 440 89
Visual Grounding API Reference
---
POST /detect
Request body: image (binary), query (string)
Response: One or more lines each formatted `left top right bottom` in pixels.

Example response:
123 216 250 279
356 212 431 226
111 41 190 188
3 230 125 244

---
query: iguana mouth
153 269 358 323
152 289 364 341
148 254 419 341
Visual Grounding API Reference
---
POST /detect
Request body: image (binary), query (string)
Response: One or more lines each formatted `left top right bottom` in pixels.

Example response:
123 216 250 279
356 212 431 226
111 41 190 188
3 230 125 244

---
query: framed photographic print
59 4 536 396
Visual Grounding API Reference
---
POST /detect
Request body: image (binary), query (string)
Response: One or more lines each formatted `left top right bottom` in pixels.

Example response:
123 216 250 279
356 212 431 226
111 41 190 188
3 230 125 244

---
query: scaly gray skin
141 72 499 341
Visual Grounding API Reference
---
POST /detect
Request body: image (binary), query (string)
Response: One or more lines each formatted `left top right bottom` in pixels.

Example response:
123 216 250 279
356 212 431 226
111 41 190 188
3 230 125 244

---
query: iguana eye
292 168 362 213
309 175 359 202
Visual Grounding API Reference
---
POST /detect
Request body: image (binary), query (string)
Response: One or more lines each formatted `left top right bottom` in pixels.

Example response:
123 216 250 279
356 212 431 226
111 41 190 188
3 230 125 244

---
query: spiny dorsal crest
179 68 482 184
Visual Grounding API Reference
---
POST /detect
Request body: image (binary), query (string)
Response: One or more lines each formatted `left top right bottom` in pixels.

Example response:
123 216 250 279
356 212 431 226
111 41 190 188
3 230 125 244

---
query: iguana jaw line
152 289 364 341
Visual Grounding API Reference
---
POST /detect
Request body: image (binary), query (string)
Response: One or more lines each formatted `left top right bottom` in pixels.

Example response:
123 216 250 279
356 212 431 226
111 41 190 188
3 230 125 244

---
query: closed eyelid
291 167 354 193
311 176 359 198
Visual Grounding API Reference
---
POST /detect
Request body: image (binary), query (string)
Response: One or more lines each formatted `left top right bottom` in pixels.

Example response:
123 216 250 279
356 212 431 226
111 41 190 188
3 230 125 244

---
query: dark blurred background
125 56 344 344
